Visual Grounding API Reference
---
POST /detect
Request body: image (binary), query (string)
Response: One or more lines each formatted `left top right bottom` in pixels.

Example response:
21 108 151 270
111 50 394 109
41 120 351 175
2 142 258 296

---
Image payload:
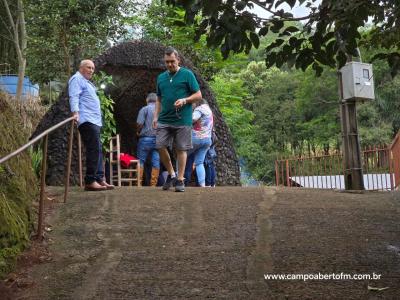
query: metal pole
347 100 364 190
37 135 48 240
275 160 279 186
285 160 290 187
64 120 74 203
389 147 394 190
338 72 364 190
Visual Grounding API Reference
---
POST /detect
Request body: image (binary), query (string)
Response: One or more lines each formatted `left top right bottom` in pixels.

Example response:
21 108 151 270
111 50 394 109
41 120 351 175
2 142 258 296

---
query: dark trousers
184 153 195 186
205 162 216 186
78 122 104 184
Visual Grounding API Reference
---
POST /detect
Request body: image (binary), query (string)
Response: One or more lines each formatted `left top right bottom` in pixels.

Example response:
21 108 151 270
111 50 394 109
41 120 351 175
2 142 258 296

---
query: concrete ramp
18 187 400 299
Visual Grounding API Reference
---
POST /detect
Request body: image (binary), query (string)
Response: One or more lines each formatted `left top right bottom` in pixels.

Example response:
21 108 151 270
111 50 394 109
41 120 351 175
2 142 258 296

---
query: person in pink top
186 98 213 187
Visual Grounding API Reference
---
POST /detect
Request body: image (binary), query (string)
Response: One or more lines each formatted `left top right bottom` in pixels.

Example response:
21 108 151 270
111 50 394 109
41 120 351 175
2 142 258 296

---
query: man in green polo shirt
153 47 202 192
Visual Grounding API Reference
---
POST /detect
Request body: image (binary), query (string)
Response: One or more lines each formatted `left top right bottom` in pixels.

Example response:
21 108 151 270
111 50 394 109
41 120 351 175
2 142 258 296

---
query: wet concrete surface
15 187 400 299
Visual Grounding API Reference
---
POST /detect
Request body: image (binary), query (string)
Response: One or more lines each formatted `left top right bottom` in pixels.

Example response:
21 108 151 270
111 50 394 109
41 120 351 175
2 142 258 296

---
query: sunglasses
175 108 182 119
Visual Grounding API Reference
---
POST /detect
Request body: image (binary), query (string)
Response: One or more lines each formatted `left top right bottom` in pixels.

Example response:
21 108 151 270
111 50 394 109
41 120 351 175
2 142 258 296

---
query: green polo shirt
156 67 200 126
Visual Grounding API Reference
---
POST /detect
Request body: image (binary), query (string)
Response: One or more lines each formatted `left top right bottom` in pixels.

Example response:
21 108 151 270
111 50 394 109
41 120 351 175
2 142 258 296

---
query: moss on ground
0 93 41 277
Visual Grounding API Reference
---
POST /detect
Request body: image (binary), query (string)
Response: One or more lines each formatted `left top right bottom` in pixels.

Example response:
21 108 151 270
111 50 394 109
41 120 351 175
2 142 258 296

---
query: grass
0 93 44 277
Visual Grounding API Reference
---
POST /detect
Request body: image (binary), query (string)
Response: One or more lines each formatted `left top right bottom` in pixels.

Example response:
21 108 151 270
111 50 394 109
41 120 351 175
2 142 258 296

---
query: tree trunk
61 25 71 78
73 47 83 73
16 0 27 101
16 59 26 101
3 0 27 101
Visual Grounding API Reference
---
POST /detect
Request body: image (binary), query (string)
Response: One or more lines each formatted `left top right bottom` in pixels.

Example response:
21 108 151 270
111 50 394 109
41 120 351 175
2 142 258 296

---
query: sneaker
162 175 177 190
175 179 185 192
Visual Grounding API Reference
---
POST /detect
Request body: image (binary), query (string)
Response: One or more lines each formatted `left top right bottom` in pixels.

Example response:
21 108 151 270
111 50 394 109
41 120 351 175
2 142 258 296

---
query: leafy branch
163 0 400 76
93 71 116 153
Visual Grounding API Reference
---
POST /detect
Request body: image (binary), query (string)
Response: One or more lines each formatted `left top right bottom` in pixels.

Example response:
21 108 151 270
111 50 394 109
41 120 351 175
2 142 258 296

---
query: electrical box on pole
338 60 376 190
340 62 375 101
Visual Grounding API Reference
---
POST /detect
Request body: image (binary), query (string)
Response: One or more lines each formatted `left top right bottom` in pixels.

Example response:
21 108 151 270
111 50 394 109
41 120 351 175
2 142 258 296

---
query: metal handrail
0 116 82 239
0 116 74 164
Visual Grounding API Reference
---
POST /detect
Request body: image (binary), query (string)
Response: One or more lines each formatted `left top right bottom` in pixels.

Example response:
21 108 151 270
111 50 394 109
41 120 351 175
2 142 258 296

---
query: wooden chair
109 134 140 187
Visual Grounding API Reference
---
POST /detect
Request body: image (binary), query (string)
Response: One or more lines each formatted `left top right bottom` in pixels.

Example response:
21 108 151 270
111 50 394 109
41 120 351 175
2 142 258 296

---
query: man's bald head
80 59 94 68
79 59 95 80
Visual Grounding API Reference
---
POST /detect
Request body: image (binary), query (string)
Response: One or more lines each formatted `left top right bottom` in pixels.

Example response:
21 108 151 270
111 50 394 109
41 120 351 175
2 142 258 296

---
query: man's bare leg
158 147 175 175
176 150 187 181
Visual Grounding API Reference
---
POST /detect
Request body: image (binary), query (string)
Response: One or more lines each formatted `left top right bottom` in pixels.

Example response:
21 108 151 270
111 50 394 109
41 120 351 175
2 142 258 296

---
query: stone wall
33 40 241 186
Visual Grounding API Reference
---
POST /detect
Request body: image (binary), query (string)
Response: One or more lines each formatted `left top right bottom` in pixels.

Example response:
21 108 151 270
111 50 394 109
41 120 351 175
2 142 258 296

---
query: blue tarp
0 75 39 98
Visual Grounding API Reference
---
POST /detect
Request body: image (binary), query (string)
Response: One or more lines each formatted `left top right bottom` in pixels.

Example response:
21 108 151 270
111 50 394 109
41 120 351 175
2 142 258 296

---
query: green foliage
132 4 400 183
0 191 29 276
241 140 279 183
360 45 400 135
0 2 18 73
251 66 300 150
212 42 398 183
374 65 400 134
29 147 42 178
39 81 63 106
127 0 248 79
25 0 139 84
294 68 340 151
357 103 392 147
93 72 117 153
210 73 256 150
0 94 38 277
163 0 400 76
373 75 400 133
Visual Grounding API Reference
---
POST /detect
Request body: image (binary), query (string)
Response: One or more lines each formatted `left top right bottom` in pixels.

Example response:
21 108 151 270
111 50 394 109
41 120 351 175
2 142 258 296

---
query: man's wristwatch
182 98 187 105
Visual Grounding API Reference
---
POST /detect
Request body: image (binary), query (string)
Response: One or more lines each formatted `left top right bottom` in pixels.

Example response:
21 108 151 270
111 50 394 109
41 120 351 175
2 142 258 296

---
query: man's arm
136 123 144 136
174 90 202 109
136 107 145 136
68 77 82 123
153 96 162 129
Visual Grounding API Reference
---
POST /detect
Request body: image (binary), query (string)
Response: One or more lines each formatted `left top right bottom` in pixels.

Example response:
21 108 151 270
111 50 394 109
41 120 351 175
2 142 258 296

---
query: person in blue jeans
136 93 160 186
186 98 213 187
185 134 217 187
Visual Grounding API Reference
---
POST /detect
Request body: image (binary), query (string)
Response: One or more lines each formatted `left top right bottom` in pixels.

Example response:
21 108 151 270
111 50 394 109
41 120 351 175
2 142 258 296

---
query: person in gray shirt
136 93 160 186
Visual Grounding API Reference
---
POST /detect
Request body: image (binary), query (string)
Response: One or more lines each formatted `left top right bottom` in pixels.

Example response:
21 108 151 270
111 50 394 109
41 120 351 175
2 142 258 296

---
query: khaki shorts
156 124 192 151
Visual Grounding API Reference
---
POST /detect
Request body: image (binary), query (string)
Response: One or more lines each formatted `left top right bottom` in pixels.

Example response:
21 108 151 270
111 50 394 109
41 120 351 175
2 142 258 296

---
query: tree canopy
163 0 400 76
1 0 27 101
128 0 248 80
26 0 138 84
0 2 18 73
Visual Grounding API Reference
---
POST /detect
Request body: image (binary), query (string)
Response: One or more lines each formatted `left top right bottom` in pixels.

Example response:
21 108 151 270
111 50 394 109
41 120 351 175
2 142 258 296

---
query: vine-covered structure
33 40 240 186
